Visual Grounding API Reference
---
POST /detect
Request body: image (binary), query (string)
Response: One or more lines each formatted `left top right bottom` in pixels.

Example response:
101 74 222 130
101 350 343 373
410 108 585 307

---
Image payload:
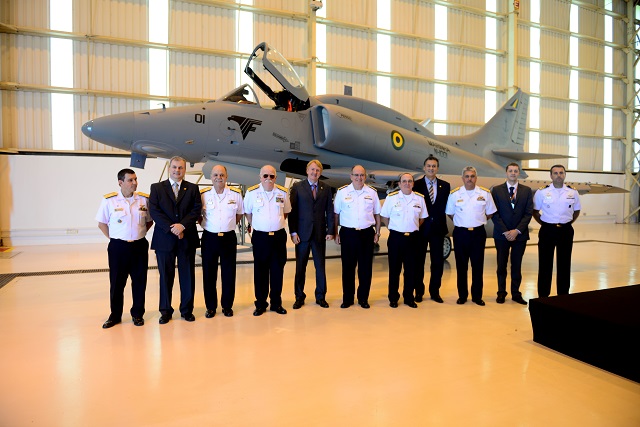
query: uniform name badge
276 196 284 203
477 196 485 201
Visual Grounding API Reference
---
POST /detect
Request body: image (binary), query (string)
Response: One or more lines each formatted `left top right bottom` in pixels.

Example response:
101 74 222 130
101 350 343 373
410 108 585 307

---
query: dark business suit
413 176 450 299
149 179 202 317
491 182 533 298
288 179 335 301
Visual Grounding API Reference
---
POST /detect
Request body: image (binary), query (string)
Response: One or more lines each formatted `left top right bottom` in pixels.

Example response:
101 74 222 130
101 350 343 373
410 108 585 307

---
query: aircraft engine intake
309 104 408 165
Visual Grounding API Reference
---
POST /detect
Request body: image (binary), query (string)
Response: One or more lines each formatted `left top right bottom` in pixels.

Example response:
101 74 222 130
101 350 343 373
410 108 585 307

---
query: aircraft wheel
443 236 452 260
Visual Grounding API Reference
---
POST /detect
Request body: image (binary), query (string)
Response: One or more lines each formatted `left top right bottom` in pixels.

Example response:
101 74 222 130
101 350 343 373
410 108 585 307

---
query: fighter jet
81 42 623 196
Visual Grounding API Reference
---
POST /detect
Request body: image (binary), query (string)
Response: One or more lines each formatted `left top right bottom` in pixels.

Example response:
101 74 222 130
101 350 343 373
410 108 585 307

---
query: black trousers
452 226 486 301
107 238 148 320
538 222 574 297
201 230 237 311
415 232 445 298
495 239 527 298
252 229 287 309
155 239 196 317
339 226 375 304
294 237 327 301
387 230 418 304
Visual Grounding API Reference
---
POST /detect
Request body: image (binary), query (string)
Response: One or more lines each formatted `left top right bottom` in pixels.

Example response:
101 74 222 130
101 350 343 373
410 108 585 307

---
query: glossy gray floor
0 223 639 426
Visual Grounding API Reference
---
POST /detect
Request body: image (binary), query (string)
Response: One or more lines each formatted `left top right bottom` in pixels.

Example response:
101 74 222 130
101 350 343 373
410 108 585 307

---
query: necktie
509 186 515 205
429 181 435 204
311 184 317 199
173 182 179 200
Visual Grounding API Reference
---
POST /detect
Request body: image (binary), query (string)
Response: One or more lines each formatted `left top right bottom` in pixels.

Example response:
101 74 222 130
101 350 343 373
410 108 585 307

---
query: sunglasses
262 174 276 179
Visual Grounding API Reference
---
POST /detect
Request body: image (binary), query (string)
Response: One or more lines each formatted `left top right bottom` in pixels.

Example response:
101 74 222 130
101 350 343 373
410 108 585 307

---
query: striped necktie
429 180 435 204
173 182 179 200
311 183 317 199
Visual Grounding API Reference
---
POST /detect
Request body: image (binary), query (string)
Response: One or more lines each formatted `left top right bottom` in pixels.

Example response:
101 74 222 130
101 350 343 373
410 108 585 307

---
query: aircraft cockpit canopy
215 84 260 106
245 42 310 112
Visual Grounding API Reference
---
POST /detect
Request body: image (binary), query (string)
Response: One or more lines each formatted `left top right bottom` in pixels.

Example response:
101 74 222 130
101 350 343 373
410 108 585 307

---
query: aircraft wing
321 168 406 189
492 150 573 160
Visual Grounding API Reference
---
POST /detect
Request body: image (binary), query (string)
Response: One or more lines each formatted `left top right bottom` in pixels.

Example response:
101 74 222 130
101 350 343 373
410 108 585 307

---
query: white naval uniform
243 183 291 232
200 186 244 233
380 191 428 232
95 190 150 241
445 186 497 227
533 184 581 224
334 183 381 229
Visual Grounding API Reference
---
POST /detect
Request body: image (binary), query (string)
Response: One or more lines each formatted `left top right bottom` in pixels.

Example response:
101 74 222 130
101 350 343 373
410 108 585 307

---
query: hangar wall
0 154 626 246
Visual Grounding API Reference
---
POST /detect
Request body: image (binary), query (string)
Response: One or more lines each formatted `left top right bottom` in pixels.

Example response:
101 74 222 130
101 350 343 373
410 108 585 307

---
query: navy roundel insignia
391 130 404 150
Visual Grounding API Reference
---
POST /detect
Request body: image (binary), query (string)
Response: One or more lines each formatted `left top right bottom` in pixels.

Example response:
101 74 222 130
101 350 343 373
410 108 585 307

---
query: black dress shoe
102 318 121 329
270 306 287 315
404 301 418 308
222 308 234 317
389 301 398 308
456 298 467 305
159 314 172 324
340 302 352 309
182 313 196 322
512 296 528 305
253 308 266 316
472 299 486 306
431 295 444 303
359 301 370 309
205 309 216 318
415 295 423 303
292 299 304 309
496 295 506 304
132 317 144 327
316 299 329 308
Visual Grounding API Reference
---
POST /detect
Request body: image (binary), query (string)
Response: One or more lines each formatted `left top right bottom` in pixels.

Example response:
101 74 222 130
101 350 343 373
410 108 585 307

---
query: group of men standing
96 155 581 328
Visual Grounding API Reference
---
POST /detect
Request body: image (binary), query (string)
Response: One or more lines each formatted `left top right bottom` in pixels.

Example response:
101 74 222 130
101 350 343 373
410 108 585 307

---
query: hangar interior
1 0 639 425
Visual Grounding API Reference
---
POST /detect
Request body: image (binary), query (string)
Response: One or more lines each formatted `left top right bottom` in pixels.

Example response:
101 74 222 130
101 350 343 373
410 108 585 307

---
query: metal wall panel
448 8 487 49
170 53 239 99
517 23 530 58
413 80 435 120
540 64 569 98
2 34 50 86
540 29 569 64
75 41 149 94
326 0 376 27
540 98 569 133
325 70 375 101
579 39 603 72
85 0 148 40
1 91 51 149
391 0 435 38
578 72 603 104
578 136 602 170
255 0 306 13
446 85 485 124
171 1 236 50
390 36 419 76
326 26 375 71
579 7 604 39
539 0 570 30
578 104 603 136
253 14 307 59
447 47 486 87
0 0 49 27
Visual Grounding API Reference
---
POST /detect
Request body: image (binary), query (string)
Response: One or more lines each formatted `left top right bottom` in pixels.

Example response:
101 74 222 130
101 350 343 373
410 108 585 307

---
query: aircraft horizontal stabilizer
492 150 573 160
520 180 628 195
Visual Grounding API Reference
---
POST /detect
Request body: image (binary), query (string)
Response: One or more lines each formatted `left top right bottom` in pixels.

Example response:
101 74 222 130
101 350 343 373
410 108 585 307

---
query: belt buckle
556 224 562 228
127 240 134 243
269 232 274 236
403 232 410 236
356 228 362 231
468 228 473 231
218 232 224 236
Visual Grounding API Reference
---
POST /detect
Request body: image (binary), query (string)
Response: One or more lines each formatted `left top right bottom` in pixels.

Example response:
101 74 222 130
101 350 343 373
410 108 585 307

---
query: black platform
529 285 640 383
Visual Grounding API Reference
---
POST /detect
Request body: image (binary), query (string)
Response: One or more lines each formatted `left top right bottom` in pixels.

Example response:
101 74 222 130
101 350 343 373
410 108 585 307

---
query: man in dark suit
490 162 533 305
149 156 202 324
413 155 450 303
289 160 335 309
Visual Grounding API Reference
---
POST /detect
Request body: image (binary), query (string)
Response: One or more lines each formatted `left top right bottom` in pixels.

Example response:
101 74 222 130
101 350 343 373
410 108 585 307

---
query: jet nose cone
81 112 135 151
81 120 93 138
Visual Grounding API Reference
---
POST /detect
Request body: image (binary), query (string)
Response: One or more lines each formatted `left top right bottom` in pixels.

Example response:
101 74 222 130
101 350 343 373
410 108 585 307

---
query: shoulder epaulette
539 184 550 190
337 184 348 191
366 184 377 191
414 191 425 198
247 184 260 192
450 187 460 194
229 186 242 194
275 184 287 192
478 186 490 192
135 191 149 198
566 184 576 190
388 190 399 196
104 192 118 199
200 187 212 194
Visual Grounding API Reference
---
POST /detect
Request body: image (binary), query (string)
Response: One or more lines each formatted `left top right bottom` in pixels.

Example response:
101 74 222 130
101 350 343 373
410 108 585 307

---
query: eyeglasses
262 174 276 179
351 174 365 177
400 179 414 183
